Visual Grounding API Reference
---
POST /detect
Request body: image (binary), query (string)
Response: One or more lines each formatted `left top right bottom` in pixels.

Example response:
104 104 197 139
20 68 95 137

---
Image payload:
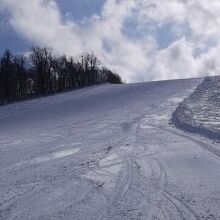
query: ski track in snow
0 78 220 219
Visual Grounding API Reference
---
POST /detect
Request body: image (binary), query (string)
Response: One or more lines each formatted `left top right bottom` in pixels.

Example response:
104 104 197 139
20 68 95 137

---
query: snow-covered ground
1 78 220 220
172 76 220 141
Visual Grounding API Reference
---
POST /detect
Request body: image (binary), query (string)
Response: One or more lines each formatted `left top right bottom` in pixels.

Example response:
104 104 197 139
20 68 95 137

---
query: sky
0 0 220 83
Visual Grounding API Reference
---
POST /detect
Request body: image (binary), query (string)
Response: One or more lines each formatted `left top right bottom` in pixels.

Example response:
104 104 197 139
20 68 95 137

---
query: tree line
0 47 122 105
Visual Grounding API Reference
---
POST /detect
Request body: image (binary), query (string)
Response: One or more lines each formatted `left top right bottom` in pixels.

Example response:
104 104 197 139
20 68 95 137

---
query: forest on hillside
0 47 122 105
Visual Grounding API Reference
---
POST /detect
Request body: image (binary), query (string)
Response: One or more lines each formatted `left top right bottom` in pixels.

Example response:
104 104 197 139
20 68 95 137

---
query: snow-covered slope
172 76 220 141
1 78 220 220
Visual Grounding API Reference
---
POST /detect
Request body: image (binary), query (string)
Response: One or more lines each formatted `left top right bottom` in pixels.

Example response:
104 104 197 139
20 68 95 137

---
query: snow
30 148 81 164
1 78 220 219
172 76 220 141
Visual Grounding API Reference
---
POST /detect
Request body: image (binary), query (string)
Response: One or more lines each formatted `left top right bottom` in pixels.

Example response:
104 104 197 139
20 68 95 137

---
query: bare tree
30 47 53 95
13 55 27 99
0 46 122 105
0 50 15 103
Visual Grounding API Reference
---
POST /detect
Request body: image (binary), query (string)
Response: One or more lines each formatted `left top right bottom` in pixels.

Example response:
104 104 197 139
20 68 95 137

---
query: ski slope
1 78 220 220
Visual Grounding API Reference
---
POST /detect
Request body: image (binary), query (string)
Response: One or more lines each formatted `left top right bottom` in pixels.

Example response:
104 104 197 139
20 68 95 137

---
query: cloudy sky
0 0 220 82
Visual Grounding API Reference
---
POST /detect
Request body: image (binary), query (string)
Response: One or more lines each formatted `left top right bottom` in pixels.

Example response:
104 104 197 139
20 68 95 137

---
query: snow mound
172 76 220 141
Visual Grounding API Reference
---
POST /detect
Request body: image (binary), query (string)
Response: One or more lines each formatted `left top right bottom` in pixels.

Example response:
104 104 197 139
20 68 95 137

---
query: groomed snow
1 78 220 219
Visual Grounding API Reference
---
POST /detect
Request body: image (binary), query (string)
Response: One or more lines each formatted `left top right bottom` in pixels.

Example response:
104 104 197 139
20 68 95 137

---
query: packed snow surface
172 76 220 141
1 78 220 219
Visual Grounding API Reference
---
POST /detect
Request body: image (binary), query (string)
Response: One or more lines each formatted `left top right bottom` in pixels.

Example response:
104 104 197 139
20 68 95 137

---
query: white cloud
0 0 84 54
149 38 199 80
1 0 220 82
